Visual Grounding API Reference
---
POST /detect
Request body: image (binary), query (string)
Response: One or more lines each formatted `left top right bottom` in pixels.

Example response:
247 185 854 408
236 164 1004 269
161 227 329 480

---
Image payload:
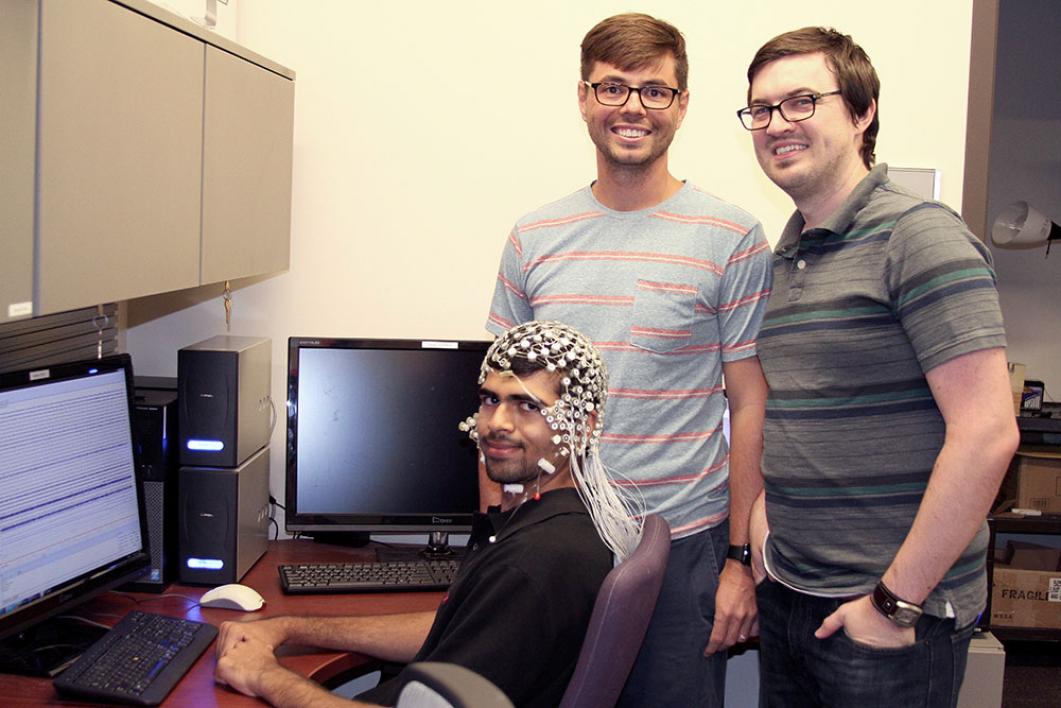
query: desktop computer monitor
284 337 490 554
0 354 149 675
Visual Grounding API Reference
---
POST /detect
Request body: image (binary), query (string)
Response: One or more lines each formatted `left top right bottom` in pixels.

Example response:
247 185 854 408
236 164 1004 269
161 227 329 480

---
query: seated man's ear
585 412 599 437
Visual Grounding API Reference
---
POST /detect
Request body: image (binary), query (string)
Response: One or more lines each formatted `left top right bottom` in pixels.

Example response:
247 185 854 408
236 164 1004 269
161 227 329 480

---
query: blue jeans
618 523 729 708
756 580 975 708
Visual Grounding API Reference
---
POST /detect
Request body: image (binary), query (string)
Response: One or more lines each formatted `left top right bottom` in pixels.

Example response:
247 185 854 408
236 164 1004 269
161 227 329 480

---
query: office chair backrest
395 661 515 708
559 513 671 708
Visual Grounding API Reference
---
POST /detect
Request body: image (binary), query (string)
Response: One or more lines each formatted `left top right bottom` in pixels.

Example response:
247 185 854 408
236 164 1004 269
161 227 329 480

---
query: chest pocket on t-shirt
629 279 698 354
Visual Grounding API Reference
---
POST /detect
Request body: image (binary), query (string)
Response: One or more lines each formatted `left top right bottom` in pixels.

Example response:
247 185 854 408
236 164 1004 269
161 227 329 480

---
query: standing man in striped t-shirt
740 27 1019 705
486 13 772 707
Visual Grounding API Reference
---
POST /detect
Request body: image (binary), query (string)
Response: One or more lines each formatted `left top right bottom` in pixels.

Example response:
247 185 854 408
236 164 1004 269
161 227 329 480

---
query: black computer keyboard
279 559 460 594
53 610 217 706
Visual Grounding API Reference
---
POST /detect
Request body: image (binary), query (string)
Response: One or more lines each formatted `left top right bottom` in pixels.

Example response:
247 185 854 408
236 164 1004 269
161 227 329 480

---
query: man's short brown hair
581 13 688 91
747 27 879 169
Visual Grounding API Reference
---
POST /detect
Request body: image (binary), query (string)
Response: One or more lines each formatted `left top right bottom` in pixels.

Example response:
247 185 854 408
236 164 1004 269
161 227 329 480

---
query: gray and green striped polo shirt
758 165 1006 626
487 182 772 538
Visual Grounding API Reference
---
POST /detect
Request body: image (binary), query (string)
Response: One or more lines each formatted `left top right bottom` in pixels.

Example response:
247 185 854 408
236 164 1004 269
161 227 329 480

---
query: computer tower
123 387 179 592
178 335 271 468
177 446 270 585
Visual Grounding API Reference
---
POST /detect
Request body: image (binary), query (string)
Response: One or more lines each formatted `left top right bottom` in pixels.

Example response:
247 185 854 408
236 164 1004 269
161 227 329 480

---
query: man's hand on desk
215 632 282 696
217 617 288 658
215 620 373 707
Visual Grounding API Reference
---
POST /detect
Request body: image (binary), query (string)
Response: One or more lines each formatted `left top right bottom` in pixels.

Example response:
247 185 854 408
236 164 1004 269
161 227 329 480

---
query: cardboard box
999 451 1061 513
991 544 1061 629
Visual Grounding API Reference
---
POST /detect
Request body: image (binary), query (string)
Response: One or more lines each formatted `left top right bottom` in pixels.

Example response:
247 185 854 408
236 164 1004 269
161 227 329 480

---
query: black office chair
559 512 670 708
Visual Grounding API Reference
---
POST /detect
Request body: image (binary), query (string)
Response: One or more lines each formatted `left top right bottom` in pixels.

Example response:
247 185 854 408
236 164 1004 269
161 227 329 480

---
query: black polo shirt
359 487 612 707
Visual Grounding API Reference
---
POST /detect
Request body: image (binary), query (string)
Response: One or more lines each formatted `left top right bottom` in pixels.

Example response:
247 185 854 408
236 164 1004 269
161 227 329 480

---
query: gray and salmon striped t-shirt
487 182 772 537
758 164 1006 626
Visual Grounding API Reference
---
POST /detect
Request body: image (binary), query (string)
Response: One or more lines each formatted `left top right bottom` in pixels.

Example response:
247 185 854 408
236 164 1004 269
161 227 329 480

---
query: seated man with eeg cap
214 320 643 707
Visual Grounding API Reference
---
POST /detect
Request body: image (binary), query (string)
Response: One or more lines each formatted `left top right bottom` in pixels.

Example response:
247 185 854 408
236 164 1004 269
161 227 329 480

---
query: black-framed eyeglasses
736 90 843 130
584 81 682 110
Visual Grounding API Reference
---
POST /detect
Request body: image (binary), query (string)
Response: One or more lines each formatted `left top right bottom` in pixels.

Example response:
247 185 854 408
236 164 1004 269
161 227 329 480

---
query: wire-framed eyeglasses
584 81 682 110
736 90 842 130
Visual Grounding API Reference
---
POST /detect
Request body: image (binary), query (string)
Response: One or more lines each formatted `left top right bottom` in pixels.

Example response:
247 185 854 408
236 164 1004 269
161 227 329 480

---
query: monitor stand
0 616 108 677
309 531 372 547
375 531 464 563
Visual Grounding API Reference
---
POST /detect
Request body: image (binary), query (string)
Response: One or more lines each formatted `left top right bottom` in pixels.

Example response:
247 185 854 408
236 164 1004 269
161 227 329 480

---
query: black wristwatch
871 580 923 628
726 543 752 566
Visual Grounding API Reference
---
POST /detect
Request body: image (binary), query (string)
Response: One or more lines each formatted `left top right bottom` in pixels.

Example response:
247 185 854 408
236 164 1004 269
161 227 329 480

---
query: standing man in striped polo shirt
486 13 772 707
740 27 1019 705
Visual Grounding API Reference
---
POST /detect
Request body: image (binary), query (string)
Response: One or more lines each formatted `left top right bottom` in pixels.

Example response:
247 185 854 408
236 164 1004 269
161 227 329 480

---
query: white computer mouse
199 583 266 611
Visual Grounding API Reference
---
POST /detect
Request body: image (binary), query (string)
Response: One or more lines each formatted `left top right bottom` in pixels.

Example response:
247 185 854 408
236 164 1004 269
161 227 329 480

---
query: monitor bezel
284 336 490 536
0 354 150 643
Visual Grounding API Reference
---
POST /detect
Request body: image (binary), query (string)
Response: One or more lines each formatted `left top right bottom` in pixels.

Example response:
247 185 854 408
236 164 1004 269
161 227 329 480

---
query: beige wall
126 1 976 502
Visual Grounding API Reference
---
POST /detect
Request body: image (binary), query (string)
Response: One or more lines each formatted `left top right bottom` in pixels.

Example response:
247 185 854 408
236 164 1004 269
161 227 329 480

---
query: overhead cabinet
201 45 295 285
37 0 204 316
1 1 42 322
1 0 295 322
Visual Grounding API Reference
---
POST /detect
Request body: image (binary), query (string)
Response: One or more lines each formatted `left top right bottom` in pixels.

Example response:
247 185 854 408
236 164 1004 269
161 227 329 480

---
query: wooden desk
0 540 446 706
